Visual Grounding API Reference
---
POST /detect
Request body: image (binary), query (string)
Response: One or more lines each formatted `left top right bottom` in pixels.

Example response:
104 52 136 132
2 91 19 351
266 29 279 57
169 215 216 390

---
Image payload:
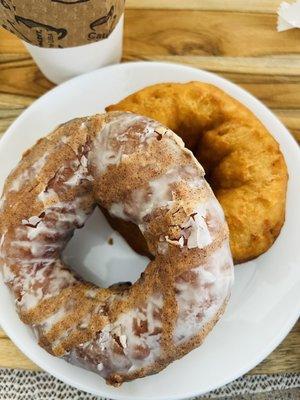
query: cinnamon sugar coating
0 112 233 385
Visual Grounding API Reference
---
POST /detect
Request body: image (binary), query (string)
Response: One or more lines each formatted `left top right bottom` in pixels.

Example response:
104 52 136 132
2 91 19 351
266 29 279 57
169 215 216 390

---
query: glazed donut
107 82 288 263
0 112 233 385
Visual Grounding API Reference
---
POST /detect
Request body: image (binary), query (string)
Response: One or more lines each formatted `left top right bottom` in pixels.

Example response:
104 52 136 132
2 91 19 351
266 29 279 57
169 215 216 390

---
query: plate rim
0 60 299 400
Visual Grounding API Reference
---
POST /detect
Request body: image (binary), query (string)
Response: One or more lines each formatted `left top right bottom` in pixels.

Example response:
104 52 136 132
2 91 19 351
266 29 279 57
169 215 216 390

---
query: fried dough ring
107 82 288 263
0 112 233 385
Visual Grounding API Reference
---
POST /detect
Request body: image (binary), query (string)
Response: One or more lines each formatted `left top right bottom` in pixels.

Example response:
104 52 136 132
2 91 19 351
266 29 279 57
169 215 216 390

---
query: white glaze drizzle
64 156 94 187
109 165 204 225
67 293 163 375
37 188 60 208
40 306 67 333
174 241 234 343
2 157 94 312
91 113 165 173
2 263 15 283
0 196 5 212
165 194 226 251
9 153 48 192
109 167 180 222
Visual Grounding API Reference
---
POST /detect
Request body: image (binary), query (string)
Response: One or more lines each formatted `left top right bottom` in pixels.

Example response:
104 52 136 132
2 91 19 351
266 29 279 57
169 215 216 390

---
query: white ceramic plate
0 62 299 400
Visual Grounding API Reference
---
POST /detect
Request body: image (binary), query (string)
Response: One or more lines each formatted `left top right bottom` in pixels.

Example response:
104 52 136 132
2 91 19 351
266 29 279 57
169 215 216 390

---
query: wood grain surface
0 0 299 376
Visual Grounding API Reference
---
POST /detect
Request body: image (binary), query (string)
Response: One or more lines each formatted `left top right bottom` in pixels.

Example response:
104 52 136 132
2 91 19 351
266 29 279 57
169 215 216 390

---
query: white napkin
277 0 300 31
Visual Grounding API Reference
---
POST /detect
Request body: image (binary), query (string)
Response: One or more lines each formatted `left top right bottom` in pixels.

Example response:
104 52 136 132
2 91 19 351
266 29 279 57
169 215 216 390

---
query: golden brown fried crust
107 82 288 264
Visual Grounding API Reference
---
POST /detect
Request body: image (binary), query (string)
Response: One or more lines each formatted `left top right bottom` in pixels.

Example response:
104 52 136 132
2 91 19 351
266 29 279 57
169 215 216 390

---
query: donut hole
101 207 152 259
63 207 150 288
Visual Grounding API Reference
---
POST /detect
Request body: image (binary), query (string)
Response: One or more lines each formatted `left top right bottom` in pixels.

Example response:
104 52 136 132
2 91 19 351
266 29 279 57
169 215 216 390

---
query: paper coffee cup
0 0 125 83
23 15 124 84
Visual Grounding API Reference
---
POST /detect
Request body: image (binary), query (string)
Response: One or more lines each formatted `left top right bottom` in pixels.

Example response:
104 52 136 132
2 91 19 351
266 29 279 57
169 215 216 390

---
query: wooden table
0 0 299 378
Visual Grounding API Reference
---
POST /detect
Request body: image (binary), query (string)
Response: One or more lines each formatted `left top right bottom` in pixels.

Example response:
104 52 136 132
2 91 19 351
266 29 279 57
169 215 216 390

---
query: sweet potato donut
107 82 288 263
0 112 233 385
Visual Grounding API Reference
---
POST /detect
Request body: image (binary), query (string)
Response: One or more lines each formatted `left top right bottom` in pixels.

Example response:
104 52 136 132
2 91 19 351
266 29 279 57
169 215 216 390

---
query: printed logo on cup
88 5 116 40
0 0 124 48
